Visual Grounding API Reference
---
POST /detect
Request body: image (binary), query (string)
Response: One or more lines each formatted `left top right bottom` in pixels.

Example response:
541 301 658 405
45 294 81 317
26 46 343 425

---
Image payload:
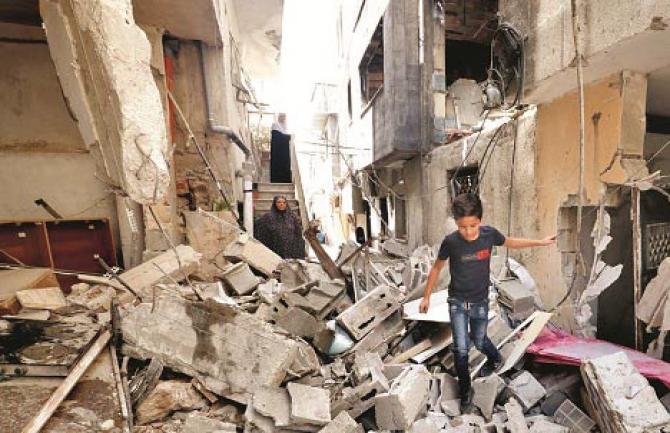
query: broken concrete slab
0 268 60 315
472 373 505 420
121 293 317 402
317 411 362 433
505 398 529 433
16 287 67 310
507 371 546 411
224 233 282 277
119 245 202 300
375 365 430 430
287 382 331 426
67 283 118 312
184 210 240 280
135 380 207 425
40 0 170 204
221 262 261 296
337 284 403 340
581 351 670 432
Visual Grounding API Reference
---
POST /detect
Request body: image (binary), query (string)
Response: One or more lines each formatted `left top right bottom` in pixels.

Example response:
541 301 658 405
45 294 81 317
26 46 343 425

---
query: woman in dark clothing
254 195 306 259
270 113 292 183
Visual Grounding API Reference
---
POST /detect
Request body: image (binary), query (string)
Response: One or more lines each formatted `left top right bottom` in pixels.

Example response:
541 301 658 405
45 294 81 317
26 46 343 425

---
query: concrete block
287 382 331 426
337 284 403 340
275 306 322 339
375 365 430 430
224 233 282 277
135 380 207 424
317 411 363 433
332 366 389 418
121 293 315 402
221 262 260 295
472 373 506 420
528 419 568 433
350 311 404 356
504 398 529 433
252 386 291 427
16 287 66 310
508 371 546 411
120 245 202 300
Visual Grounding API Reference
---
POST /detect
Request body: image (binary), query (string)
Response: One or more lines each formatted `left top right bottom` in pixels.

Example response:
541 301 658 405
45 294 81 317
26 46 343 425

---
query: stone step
257 182 295 194
255 190 296 202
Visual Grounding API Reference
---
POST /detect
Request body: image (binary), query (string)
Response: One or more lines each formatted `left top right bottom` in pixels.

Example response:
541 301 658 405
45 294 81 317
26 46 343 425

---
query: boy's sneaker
480 358 503 377
459 388 474 414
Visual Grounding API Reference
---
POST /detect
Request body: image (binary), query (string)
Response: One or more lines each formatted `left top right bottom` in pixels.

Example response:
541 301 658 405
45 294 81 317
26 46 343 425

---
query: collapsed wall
40 0 170 205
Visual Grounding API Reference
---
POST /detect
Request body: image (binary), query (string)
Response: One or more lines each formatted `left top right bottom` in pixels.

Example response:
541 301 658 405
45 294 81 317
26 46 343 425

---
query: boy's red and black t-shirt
437 225 506 303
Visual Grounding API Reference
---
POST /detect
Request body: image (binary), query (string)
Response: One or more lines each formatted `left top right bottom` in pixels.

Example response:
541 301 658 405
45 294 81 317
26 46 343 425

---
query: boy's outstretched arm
504 234 556 249
419 259 446 313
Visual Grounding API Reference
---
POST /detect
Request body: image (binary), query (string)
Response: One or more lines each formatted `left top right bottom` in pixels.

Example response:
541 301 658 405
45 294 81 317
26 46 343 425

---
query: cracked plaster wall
0 29 119 248
500 0 670 104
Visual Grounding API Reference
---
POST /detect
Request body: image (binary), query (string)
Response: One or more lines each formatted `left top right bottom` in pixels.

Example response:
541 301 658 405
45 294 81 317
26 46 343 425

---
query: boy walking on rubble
419 193 555 413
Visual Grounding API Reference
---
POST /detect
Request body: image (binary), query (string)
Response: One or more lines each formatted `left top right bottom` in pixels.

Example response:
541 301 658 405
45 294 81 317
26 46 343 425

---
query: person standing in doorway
254 195 306 259
270 113 292 183
419 193 555 413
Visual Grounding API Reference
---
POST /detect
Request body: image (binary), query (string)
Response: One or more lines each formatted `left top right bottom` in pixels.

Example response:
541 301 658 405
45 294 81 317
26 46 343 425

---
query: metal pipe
243 174 253 233
198 41 251 158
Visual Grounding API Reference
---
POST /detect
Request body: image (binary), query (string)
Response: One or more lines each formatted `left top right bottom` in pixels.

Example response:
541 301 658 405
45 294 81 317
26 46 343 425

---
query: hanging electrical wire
483 20 525 110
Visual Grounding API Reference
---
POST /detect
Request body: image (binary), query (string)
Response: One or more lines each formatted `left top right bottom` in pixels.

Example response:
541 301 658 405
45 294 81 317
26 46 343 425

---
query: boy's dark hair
452 193 483 220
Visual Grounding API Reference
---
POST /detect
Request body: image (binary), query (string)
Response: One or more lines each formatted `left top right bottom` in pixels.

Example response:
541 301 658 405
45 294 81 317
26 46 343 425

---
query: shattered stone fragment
119 245 202 299
472 373 505 420
252 386 291 427
317 411 363 433
375 365 430 430
505 398 529 433
287 382 331 426
221 262 260 295
135 380 207 425
224 233 282 277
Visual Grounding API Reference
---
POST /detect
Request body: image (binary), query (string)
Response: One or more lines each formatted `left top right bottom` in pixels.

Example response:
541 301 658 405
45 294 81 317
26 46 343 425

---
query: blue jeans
449 298 501 397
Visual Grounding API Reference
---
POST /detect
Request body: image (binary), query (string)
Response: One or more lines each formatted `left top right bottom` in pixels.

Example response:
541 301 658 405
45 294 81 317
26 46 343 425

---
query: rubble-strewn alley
1 0 670 432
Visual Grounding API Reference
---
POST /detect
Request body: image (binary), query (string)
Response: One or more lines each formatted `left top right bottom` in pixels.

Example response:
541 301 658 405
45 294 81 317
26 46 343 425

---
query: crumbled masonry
3 238 669 433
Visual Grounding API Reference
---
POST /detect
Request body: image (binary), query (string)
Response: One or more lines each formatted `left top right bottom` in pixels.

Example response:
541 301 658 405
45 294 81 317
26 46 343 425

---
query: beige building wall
0 36 118 244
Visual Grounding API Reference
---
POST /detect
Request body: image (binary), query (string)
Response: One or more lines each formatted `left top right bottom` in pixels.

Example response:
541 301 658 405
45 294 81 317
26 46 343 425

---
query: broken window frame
358 18 384 110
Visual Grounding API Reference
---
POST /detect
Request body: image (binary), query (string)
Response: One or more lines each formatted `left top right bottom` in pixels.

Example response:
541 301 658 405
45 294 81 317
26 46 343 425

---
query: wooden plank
20 329 112 433
16 287 67 310
470 311 551 378
498 312 553 374
0 363 68 377
389 338 433 364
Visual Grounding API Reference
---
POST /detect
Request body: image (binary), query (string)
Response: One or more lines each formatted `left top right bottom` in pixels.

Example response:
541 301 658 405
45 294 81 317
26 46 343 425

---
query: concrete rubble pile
2 236 670 433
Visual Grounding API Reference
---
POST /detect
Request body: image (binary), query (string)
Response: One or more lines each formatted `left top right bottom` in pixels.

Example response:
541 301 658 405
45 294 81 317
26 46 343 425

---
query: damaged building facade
335 0 670 354
0 0 282 270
